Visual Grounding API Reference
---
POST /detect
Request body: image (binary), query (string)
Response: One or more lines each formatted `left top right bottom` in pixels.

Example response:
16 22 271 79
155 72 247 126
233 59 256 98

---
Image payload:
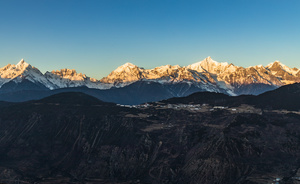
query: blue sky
0 0 299 78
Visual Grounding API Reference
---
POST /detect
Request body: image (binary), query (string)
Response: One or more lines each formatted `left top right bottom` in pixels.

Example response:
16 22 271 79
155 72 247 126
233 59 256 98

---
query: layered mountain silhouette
163 83 300 111
0 84 300 183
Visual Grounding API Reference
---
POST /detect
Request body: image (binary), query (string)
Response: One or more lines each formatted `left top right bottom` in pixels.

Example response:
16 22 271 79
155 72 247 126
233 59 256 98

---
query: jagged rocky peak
44 68 102 89
296 70 300 77
266 60 299 76
51 68 86 78
17 58 26 65
202 56 218 64
266 61 283 70
0 59 56 90
102 62 194 84
266 60 294 72
15 58 34 70
15 58 29 67
0 59 34 79
100 62 143 84
45 68 99 83
293 67 299 71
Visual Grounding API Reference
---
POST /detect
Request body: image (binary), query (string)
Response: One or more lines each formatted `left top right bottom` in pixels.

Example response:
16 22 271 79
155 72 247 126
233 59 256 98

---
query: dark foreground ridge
0 85 300 183
164 83 300 111
36 92 110 105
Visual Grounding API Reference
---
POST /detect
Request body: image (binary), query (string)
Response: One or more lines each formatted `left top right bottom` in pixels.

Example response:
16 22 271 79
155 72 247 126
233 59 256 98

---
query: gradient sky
0 0 299 79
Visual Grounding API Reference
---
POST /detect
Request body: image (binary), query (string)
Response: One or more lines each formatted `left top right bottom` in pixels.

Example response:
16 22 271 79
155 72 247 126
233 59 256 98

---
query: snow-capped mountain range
0 57 299 96
100 56 300 95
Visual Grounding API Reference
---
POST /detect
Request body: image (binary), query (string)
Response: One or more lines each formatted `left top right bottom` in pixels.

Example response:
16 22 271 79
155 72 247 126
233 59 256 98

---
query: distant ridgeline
0 57 299 104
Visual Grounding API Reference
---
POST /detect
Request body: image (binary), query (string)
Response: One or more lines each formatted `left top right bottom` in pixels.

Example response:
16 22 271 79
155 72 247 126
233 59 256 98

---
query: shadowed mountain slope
36 92 109 105
0 81 210 105
1 89 300 183
163 83 300 111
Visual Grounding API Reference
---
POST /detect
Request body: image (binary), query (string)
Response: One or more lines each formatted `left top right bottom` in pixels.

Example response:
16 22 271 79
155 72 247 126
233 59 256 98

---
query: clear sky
0 0 299 79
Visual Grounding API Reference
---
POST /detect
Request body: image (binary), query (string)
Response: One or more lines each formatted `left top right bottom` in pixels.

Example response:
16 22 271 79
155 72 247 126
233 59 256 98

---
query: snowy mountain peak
51 68 83 77
44 68 107 89
187 57 230 74
100 62 143 85
113 62 139 73
190 56 219 66
123 62 136 67
266 61 283 69
266 60 299 76
203 56 216 63
16 59 30 69
0 57 300 96
0 59 55 89
0 59 32 80
200 56 224 67
48 68 101 82
154 64 181 71
17 58 25 65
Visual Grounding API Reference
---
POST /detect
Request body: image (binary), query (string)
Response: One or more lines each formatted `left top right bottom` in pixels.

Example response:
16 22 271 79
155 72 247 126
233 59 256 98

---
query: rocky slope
44 69 110 89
